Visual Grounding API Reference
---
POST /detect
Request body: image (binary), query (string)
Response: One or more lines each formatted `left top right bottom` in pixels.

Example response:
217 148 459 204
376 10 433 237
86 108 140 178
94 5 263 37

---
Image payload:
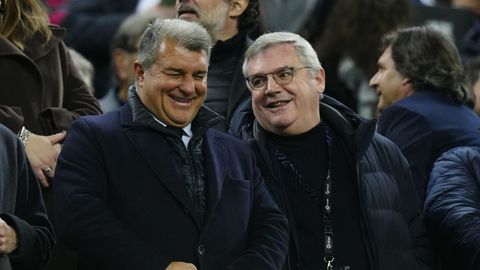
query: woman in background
0 0 102 269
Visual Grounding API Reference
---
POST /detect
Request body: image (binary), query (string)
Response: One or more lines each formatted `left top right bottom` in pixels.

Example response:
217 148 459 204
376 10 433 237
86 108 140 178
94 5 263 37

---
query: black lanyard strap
273 124 342 270
324 172 334 269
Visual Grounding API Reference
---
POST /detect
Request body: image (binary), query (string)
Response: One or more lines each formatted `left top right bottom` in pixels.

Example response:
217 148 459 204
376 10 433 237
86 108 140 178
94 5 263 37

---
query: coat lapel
119 105 201 227
203 130 227 220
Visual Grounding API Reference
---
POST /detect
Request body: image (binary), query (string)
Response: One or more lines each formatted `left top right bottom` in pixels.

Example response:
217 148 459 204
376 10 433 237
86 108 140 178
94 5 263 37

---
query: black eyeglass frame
245 66 313 91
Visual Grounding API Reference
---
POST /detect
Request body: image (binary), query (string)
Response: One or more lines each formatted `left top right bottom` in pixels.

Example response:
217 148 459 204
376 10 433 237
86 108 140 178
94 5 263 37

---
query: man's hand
0 218 17 254
165 262 197 270
25 131 67 188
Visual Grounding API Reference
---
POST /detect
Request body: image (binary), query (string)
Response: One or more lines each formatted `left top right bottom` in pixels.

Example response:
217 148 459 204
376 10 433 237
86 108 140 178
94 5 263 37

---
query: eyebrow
250 65 292 76
163 68 207 76
163 68 184 73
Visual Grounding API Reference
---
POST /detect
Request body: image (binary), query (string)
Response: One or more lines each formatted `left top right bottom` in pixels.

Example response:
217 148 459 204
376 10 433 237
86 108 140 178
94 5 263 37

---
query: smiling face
247 44 325 136
369 46 413 114
134 38 208 128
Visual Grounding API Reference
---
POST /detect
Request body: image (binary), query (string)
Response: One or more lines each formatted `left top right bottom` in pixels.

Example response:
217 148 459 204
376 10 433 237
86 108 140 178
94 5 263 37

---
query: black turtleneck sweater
206 32 248 130
269 122 368 270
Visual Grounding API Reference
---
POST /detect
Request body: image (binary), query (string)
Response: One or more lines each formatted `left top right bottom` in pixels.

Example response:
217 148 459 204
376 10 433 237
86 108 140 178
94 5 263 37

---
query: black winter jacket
206 32 252 131
424 146 480 270
229 96 434 270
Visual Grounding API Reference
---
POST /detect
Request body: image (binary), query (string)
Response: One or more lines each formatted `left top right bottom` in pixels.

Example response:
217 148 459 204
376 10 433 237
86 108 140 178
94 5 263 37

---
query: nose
369 72 379 88
176 0 187 6
264 74 281 94
180 76 196 94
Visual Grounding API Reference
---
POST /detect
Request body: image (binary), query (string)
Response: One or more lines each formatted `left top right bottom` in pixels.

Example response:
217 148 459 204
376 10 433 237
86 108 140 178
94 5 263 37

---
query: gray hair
137 18 213 70
242 32 322 76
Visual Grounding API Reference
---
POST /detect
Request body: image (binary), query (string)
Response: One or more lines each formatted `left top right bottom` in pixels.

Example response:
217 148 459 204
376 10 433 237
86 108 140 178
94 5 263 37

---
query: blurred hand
0 218 17 254
165 262 198 270
25 131 67 188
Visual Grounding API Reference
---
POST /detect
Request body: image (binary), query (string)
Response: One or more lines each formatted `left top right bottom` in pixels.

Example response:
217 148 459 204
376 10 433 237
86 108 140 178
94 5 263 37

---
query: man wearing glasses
230 32 434 270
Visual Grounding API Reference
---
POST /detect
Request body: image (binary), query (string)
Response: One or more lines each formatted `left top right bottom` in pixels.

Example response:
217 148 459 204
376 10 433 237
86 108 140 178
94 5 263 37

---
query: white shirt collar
152 115 192 147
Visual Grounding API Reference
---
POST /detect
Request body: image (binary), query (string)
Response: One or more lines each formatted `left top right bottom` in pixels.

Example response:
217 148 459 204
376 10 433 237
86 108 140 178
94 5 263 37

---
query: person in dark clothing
453 0 480 63
61 0 139 98
0 123 55 270
54 18 288 270
369 26 480 205
424 146 480 270
230 31 433 270
0 1 102 269
176 0 259 131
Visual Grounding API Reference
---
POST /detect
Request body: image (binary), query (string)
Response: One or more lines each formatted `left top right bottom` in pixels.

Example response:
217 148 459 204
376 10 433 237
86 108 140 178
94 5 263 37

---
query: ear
314 68 326 95
400 77 414 97
134 61 145 88
229 0 248 18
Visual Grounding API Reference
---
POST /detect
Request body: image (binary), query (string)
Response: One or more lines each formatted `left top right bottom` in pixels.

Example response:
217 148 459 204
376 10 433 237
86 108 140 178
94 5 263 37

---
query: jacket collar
24 26 64 61
0 25 63 60
319 97 376 159
0 35 23 57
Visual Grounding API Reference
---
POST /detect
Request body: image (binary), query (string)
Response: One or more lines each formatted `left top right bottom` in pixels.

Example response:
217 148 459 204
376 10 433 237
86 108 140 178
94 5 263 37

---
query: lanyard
323 170 334 270
272 124 341 270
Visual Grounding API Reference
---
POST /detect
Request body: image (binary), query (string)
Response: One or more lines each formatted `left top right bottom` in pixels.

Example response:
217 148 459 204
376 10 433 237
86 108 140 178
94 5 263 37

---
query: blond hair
0 0 52 49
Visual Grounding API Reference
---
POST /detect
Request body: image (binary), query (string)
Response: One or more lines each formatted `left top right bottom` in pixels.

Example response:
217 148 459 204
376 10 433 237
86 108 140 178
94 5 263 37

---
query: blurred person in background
61 0 139 98
308 0 413 117
68 48 95 94
370 26 480 205
453 0 480 63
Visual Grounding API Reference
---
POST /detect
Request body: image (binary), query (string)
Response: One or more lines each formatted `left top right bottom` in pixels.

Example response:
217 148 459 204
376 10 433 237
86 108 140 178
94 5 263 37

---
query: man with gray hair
54 18 288 270
230 31 433 270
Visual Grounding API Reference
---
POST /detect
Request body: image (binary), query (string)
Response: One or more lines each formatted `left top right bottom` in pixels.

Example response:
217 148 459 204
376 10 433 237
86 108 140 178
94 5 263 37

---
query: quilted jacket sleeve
424 146 480 270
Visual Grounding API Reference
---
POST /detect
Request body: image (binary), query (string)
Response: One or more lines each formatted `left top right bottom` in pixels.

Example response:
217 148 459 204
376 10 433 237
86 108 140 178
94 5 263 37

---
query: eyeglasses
245 66 312 91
